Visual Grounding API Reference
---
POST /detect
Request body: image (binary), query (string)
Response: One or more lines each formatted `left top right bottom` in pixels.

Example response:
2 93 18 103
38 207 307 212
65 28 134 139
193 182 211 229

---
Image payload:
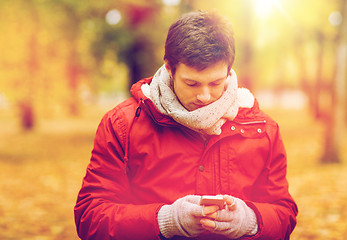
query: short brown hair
164 11 235 76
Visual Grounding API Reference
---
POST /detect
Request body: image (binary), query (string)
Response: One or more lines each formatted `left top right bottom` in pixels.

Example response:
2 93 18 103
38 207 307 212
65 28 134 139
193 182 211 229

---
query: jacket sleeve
244 122 298 240
74 109 164 240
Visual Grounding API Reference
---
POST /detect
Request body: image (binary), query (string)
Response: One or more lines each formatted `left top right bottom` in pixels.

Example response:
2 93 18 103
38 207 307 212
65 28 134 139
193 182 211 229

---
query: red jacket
74 78 298 240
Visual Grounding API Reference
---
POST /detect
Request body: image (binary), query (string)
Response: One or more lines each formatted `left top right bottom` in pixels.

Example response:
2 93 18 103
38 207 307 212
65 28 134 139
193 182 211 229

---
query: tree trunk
320 0 347 163
67 48 80 116
63 5 81 116
295 32 315 114
20 1 39 130
19 100 35 130
239 0 254 90
314 31 325 119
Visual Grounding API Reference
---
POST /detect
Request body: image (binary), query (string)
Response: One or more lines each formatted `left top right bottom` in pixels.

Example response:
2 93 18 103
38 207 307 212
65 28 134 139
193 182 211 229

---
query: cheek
211 87 225 99
174 84 193 101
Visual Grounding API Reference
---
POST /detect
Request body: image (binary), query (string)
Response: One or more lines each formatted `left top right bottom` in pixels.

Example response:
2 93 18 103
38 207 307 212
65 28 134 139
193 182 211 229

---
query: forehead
175 61 229 82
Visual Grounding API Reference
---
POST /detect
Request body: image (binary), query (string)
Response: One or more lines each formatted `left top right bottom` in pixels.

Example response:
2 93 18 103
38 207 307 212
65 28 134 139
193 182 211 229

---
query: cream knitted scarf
141 65 240 135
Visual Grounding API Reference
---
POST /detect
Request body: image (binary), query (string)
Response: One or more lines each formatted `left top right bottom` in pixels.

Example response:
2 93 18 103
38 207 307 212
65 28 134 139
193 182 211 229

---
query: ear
164 59 173 78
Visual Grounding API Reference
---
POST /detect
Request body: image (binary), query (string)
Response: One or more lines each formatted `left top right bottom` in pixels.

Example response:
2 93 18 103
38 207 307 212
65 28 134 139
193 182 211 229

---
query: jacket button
199 165 205 172
240 129 244 133
257 128 262 133
231 126 235 131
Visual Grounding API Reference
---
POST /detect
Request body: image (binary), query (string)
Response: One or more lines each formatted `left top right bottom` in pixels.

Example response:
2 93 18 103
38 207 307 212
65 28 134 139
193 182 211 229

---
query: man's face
167 61 229 111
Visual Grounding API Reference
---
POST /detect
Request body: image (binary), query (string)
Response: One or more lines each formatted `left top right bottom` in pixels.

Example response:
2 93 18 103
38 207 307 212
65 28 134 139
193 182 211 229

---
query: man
74 10 298 240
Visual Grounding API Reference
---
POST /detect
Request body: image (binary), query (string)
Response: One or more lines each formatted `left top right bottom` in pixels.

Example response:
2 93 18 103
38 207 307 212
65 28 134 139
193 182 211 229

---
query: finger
188 202 205 217
185 195 203 205
223 195 233 205
223 195 236 211
200 218 216 230
228 202 236 211
214 209 234 221
214 221 232 231
205 211 218 219
203 205 219 216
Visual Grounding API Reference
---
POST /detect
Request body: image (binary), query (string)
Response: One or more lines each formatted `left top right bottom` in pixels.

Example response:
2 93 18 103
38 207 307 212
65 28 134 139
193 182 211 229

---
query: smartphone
200 195 225 209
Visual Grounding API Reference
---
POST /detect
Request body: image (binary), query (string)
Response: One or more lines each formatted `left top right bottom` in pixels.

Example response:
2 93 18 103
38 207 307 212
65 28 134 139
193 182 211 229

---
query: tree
59 3 83 116
21 0 40 130
91 1 167 90
321 0 347 163
237 0 255 90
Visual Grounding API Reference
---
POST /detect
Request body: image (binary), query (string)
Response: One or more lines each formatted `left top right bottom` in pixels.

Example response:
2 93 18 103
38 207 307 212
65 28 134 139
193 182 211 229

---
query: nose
196 87 211 103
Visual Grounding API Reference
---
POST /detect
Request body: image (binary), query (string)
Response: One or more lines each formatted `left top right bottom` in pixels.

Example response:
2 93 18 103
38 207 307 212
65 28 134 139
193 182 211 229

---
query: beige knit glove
158 195 216 238
201 195 258 239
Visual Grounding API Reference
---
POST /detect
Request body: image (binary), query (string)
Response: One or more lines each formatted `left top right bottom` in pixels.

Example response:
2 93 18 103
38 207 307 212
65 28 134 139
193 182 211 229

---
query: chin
183 105 195 111
187 105 200 111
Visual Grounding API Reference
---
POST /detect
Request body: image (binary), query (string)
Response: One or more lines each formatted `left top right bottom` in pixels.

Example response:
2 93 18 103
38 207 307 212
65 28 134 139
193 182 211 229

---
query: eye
185 80 198 87
209 79 224 87
210 82 221 87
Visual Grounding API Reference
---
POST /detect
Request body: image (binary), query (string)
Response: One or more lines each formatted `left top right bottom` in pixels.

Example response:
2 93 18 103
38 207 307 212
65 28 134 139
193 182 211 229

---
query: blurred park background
0 0 347 239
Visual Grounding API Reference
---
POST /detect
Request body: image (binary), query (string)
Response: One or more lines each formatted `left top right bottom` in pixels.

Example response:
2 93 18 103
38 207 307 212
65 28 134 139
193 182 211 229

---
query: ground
0 106 346 239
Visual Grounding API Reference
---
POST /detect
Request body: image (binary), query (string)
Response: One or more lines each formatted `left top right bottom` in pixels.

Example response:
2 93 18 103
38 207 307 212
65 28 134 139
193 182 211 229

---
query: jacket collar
131 78 181 127
130 77 152 102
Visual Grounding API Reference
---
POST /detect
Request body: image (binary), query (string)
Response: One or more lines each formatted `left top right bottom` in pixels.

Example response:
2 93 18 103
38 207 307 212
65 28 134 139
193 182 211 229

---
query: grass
0 106 346 240
0 109 103 240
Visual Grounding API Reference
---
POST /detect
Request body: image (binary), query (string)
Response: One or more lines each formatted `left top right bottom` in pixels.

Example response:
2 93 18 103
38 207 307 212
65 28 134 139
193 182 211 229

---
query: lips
193 103 208 109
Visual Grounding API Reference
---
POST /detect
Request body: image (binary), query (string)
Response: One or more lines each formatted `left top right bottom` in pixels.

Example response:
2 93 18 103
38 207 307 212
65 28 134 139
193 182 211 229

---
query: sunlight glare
254 0 274 17
253 0 292 23
162 0 181 6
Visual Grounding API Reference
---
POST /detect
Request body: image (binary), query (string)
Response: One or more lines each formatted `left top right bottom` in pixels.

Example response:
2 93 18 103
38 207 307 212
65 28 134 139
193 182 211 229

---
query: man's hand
200 195 258 239
158 195 219 238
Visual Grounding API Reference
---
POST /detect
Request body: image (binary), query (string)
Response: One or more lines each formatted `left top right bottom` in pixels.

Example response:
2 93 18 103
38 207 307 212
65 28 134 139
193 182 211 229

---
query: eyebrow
212 77 226 82
182 76 227 83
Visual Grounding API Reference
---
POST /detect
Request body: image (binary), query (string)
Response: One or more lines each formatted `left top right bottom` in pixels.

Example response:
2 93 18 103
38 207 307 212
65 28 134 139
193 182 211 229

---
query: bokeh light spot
105 9 122 25
329 11 342 26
